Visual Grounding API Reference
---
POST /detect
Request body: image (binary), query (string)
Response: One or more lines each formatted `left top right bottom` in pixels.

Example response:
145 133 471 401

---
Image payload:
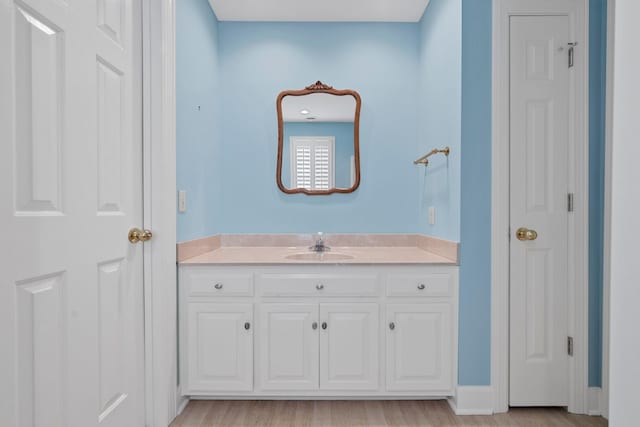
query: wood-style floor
171 400 607 427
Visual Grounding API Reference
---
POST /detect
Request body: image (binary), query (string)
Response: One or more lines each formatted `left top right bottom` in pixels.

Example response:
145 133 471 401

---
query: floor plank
170 401 607 427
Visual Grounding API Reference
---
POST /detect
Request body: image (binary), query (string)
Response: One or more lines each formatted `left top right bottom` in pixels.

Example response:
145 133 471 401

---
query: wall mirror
276 81 361 195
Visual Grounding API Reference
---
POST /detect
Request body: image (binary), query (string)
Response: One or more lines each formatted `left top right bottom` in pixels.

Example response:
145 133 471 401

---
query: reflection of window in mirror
290 136 335 190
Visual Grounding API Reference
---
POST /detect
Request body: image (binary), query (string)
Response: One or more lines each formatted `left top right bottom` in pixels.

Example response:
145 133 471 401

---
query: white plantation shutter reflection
291 136 334 190
314 144 330 190
295 144 312 188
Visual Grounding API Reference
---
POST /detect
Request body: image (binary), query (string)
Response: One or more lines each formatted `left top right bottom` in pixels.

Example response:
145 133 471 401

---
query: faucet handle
309 232 330 252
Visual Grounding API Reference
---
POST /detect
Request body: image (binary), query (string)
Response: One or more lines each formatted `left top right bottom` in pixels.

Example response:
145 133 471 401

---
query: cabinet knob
316 283 324 290
244 322 251 330
214 283 223 290
417 284 426 290
321 322 327 330
389 322 395 330
312 322 318 330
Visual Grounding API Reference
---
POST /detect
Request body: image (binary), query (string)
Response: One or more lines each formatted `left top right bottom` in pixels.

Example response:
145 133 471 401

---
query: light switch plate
178 191 187 212
428 207 436 225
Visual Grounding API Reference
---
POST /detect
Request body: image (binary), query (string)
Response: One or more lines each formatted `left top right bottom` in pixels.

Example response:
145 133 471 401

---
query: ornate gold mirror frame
276 81 362 195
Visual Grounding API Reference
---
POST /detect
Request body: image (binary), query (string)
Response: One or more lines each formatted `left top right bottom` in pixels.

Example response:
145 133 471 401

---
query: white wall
609 1 640 425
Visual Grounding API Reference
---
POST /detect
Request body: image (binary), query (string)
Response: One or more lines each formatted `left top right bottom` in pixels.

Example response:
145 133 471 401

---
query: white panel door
320 303 379 391
187 303 253 392
0 0 144 426
509 15 570 406
259 303 319 391
386 304 452 392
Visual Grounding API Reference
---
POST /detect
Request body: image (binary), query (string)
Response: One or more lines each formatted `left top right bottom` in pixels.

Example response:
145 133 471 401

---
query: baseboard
447 386 494 415
176 386 189 417
190 395 447 401
587 387 603 416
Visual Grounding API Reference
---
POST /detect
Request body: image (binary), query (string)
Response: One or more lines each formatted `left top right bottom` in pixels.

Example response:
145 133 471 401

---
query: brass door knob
128 228 153 243
516 227 538 241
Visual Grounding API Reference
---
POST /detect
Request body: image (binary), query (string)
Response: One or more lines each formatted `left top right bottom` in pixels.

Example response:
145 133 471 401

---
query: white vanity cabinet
259 303 319 390
319 303 379 391
386 303 452 392
179 265 458 398
186 303 253 393
257 302 379 391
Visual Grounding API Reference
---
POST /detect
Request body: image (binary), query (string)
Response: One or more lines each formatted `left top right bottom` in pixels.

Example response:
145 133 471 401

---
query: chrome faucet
309 232 331 253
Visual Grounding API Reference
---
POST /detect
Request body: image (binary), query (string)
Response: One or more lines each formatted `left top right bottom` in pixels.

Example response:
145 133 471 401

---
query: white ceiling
208 0 430 22
282 93 356 122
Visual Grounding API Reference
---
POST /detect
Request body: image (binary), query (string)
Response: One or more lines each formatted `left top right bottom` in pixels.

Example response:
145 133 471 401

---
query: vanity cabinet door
259 304 319 390
320 303 379 391
386 304 452 392
186 303 253 393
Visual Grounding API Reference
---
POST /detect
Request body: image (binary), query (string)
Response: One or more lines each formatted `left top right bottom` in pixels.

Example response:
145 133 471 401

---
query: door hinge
568 336 574 356
567 193 574 212
568 42 578 68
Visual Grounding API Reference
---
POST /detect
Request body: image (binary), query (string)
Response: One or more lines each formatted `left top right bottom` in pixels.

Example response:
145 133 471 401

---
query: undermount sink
285 252 354 261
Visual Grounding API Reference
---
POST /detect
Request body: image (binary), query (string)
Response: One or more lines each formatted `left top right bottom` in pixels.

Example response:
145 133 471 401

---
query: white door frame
142 0 178 426
601 0 615 419
491 0 589 414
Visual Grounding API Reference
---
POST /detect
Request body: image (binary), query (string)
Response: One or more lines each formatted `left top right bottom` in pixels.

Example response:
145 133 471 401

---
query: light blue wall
418 0 462 241
459 0 492 386
176 0 221 242
589 0 607 388
216 22 420 233
282 122 355 189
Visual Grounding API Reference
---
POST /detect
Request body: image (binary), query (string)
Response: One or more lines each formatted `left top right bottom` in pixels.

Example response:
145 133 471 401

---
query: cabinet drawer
184 270 254 297
257 274 379 297
386 272 452 297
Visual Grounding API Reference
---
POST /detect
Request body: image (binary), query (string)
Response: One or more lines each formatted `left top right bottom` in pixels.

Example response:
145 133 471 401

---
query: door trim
143 0 178 426
601 0 615 419
491 0 589 414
